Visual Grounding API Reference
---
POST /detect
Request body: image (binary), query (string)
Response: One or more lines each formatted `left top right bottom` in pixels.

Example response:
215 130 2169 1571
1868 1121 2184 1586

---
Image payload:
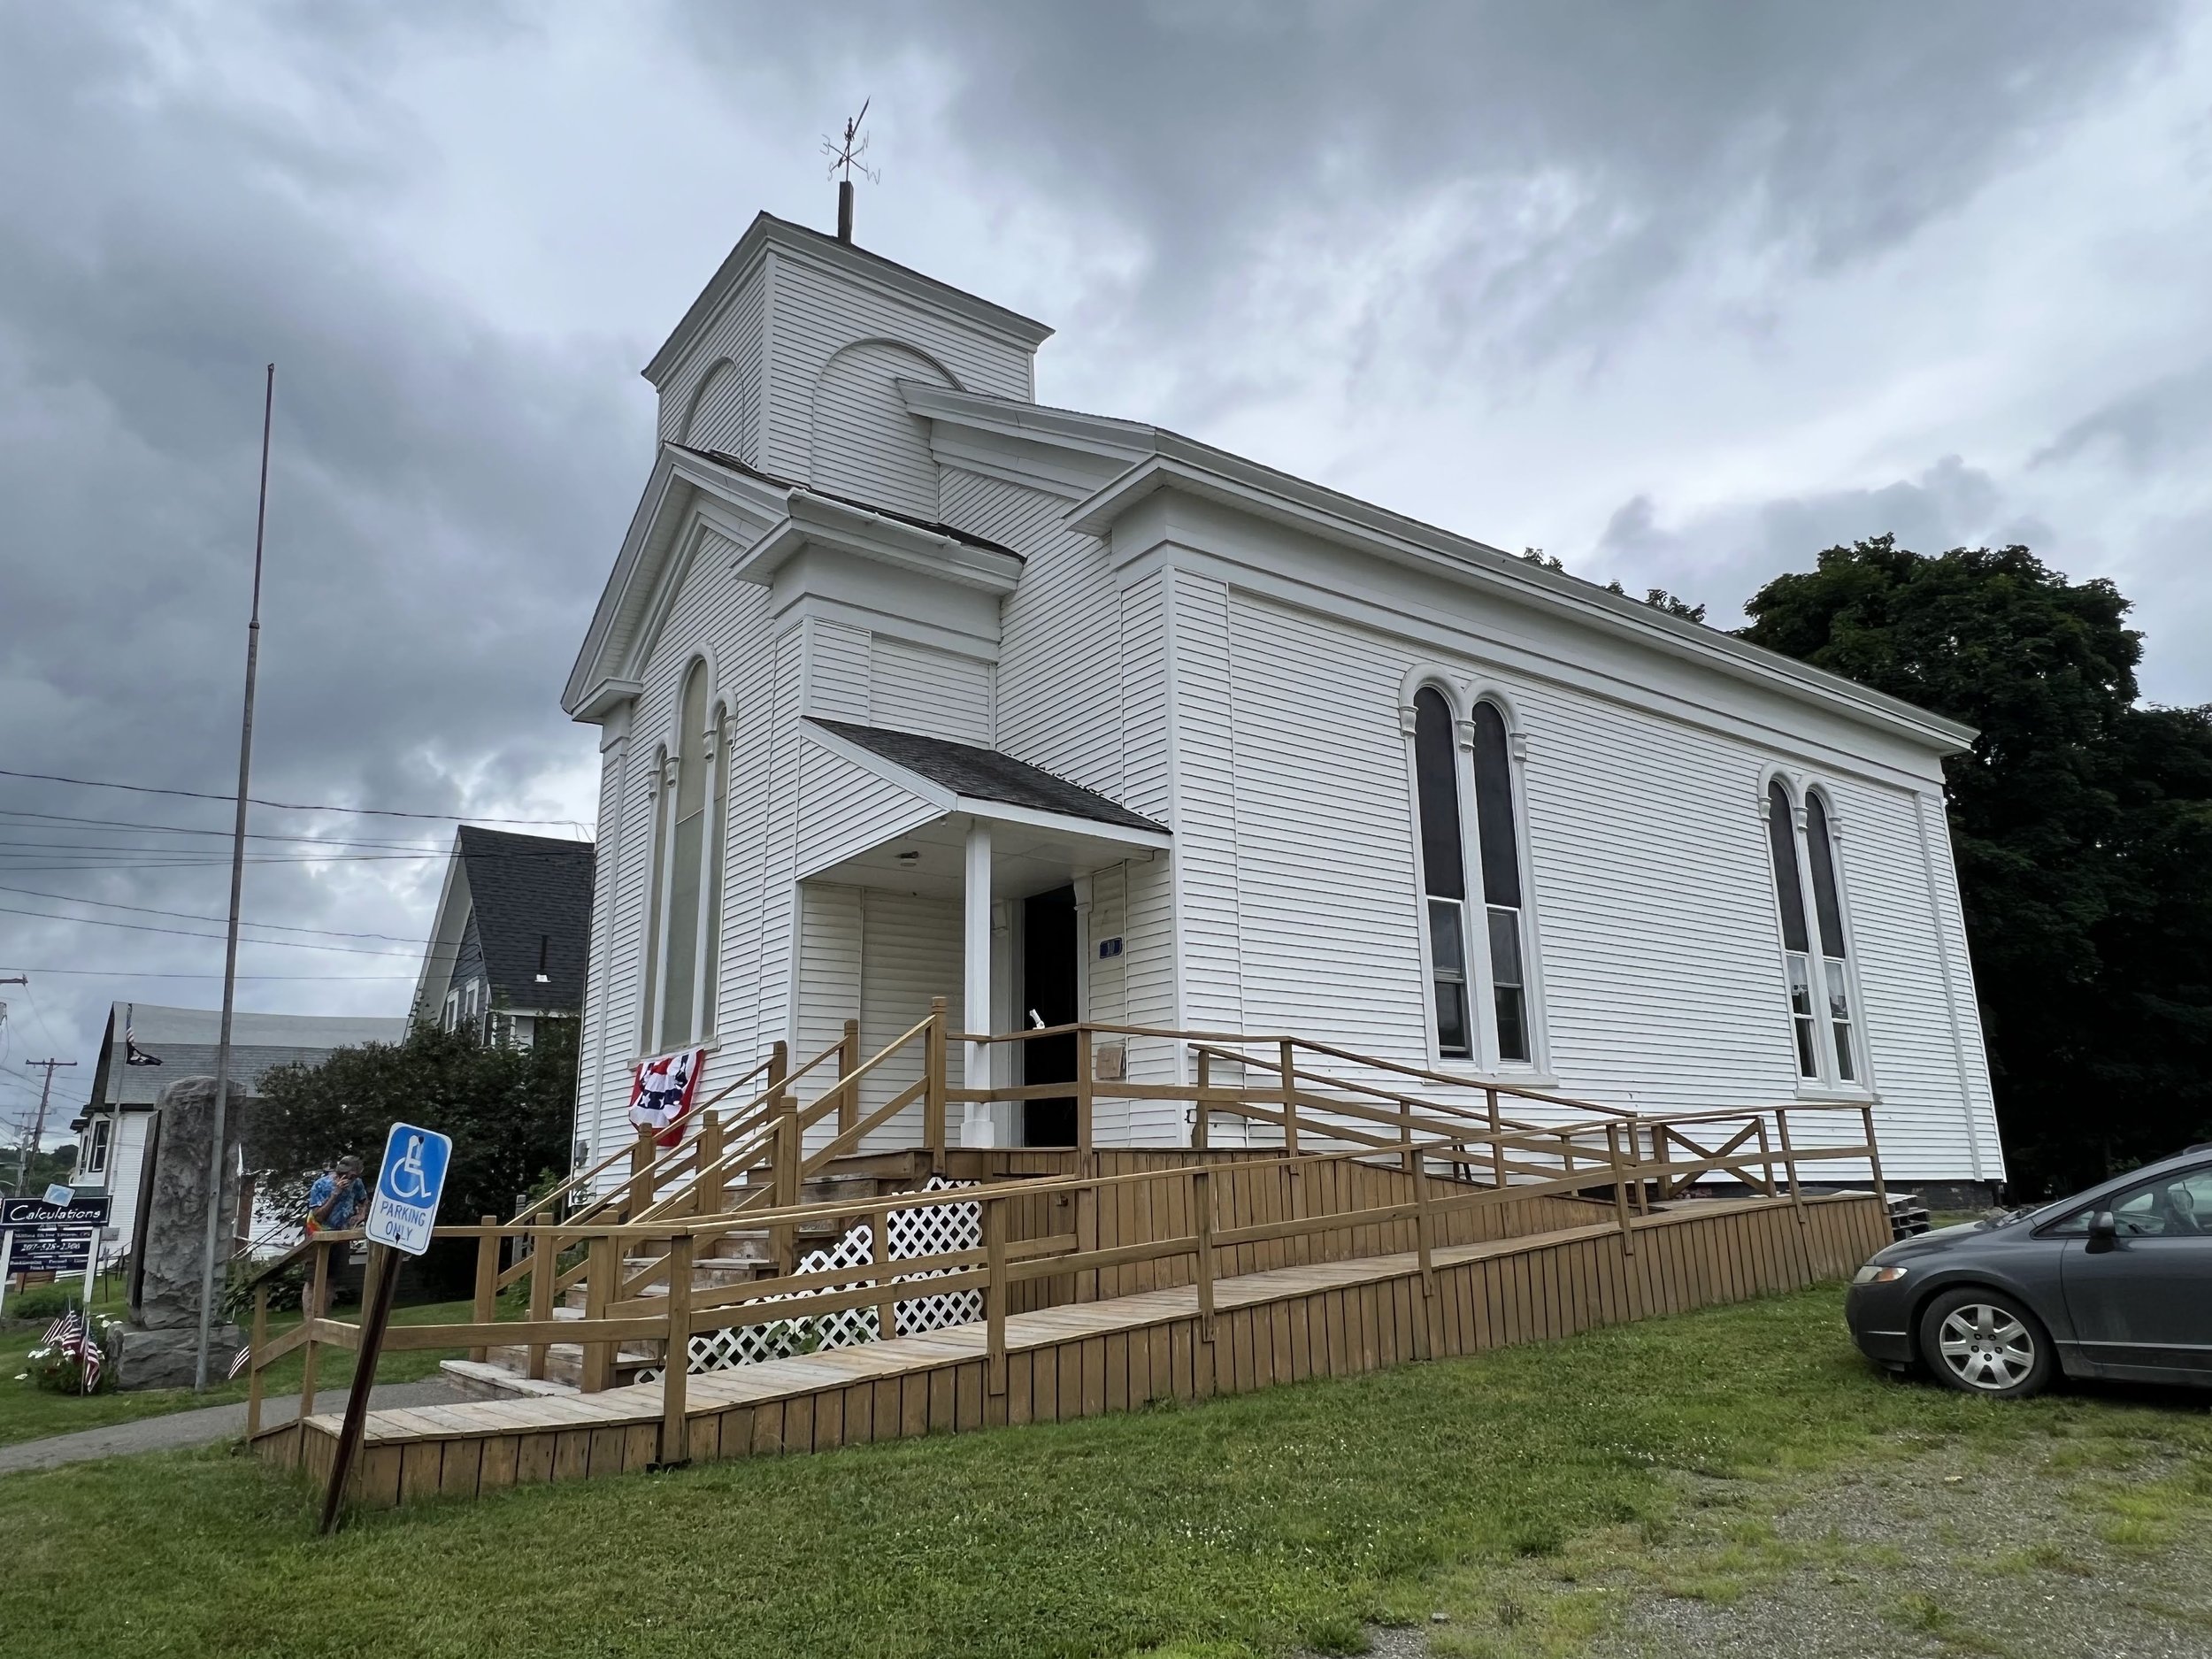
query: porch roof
804 721 1166 835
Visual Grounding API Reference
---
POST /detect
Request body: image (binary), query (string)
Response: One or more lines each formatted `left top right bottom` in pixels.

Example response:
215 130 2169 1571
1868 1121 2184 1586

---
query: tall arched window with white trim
1803 791 1856 1082
657 663 711 1049
1766 778 1863 1086
638 742 671 1051
1470 703 1531 1064
1412 687 1473 1059
1765 779 1818 1079
699 703 729 1033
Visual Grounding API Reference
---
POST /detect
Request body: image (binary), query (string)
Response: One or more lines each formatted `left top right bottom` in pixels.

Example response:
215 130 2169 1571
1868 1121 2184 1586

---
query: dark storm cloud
1591 456 2055 624
0 4 630 1088
688 0 2181 369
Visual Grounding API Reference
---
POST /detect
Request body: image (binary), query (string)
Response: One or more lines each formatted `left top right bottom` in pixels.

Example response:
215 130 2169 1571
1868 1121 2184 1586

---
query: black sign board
1 1196 111 1229
8 1226 95 1274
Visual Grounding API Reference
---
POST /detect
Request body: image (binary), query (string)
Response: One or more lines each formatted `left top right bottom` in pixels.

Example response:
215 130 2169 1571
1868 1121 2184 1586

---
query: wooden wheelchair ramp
257 1192 1887 1508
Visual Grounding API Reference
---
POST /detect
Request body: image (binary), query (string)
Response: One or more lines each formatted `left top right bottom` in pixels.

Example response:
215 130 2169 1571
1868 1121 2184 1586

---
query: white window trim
83 1117 111 1177
648 663 731 1055
1400 672 1553 1081
1761 772 1876 1100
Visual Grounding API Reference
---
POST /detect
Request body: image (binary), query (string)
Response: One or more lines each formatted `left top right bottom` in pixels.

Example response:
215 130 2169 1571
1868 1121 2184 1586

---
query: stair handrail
512 1050 780 1227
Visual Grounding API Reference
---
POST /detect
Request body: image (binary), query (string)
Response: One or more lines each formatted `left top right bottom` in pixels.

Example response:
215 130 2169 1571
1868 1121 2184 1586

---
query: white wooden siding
793 882 864 1153
856 889 964 1149
794 742 942 880
869 636 993 745
940 466 1125 795
1171 572 1243 1042
659 279 765 461
760 256 1033 481
807 341 951 518
1210 587 1993 1181
803 618 872 722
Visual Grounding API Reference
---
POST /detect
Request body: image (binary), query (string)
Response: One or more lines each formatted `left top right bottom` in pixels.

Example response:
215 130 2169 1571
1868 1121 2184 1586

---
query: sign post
319 1122 451 1536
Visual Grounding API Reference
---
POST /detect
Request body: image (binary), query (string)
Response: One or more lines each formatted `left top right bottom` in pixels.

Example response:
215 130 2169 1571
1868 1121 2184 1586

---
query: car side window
2047 1164 2212 1237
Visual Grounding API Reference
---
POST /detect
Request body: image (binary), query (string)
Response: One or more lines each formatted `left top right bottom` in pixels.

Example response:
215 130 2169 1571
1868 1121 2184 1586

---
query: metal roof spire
824 99 878 242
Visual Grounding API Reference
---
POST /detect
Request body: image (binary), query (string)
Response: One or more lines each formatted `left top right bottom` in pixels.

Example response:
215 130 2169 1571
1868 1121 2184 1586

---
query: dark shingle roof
673 445 1023 559
808 721 1167 834
455 827 595 1011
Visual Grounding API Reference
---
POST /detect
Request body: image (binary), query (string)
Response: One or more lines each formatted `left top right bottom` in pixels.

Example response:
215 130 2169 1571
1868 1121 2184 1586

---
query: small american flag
42 1308 101 1394
227 1344 253 1380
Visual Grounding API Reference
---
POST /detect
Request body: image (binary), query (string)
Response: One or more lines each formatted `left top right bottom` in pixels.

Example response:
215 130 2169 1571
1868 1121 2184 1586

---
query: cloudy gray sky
2 1 2207 1145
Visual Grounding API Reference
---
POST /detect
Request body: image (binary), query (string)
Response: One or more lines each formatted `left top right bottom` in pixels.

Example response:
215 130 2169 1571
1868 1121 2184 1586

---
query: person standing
303 1155 366 1313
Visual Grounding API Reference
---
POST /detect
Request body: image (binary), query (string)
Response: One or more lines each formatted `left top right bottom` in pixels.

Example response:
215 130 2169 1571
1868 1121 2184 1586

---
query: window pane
1486 906 1523 987
1805 793 1847 959
701 714 728 1033
1767 782 1810 954
1413 688 1466 900
661 808 703 1048
1471 703 1523 909
1786 953 1817 1078
1429 897 1471 1057
1824 957 1855 1081
1429 898 1467 979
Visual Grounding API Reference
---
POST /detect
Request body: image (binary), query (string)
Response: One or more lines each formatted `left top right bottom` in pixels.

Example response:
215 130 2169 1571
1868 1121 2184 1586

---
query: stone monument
119 1074 246 1388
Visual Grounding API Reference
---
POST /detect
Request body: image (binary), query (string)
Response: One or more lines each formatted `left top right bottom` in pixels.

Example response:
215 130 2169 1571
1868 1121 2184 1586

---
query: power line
0 766 585 826
0 882 428 943
0 902 425 956
0 808 443 853
0 843 594 874
0 965 414 980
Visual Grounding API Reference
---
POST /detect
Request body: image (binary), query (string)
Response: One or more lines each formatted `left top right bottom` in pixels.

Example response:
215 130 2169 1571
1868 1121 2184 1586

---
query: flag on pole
227 1344 253 1380
125 1024 163 1065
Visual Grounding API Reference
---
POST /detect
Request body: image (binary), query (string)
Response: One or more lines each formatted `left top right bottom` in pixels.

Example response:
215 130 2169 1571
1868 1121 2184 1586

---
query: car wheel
1916 1288 2053 1400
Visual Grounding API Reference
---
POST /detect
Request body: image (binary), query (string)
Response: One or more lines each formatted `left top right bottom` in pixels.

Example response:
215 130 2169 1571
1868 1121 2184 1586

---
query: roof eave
1068 451 1979 757
733 493 1025 595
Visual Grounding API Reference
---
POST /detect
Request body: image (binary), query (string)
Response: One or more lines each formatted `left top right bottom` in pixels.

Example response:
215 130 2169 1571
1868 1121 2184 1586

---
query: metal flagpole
195 364 274 1392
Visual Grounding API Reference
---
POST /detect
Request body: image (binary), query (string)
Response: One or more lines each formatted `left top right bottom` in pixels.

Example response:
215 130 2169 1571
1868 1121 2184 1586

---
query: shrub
5 1283 85 1323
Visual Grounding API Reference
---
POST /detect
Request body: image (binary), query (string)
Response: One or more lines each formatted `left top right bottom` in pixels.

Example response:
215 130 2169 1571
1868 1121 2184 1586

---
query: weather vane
824 100 879 242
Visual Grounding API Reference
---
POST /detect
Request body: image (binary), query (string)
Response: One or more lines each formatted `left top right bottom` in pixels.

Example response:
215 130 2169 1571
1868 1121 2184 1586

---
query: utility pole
196 363 274 1394
14 1060 77 1194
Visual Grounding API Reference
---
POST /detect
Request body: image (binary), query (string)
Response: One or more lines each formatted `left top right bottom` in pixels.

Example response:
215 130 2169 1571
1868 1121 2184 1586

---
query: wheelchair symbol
387 1133 433 1202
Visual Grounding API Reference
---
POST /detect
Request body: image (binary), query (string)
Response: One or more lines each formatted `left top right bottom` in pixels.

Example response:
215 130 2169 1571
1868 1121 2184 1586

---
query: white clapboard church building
562 209 2003 1202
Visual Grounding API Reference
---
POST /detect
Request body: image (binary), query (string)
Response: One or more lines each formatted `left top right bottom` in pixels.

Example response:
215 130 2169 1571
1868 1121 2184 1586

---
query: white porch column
961 818 996 1148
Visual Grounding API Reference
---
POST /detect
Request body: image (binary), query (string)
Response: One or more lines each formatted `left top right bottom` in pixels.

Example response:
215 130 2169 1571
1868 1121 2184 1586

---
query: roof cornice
644 213 1053 388
733 491 1025 596
1067 449 1978 755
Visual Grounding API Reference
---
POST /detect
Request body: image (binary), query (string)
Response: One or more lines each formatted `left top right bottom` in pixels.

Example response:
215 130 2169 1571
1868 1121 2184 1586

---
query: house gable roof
450 826 595 1013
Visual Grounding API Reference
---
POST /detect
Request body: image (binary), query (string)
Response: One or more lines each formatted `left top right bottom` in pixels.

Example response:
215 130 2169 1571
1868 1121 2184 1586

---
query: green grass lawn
0 1285 2205 1659
0 1298 475 1448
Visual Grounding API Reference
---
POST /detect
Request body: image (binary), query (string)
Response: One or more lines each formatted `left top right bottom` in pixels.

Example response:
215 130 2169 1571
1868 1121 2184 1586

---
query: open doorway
1020 885 1079 1147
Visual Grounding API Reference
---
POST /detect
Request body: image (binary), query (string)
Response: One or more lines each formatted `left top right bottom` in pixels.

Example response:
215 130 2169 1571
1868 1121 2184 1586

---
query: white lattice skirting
638 1178 983 1380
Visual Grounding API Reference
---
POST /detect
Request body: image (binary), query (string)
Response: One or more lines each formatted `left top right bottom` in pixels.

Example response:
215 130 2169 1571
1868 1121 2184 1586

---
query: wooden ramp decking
256 1191 1888 1508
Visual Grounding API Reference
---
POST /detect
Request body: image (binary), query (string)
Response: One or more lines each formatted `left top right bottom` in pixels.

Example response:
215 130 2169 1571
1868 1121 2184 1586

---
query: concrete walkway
0 1379 465 1475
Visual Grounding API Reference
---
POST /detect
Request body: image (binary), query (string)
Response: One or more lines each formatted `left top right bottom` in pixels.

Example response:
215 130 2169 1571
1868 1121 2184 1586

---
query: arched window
1803 792 1856 1082
1412 687 1472 1059
1765 780 1817 1078
1470 703 1530 1064
650 663 724 1050
1765 779 1861 1086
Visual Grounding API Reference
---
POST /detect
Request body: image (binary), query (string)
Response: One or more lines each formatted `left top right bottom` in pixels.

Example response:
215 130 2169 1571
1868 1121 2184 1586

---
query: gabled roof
450 827 595 1011
902 382 1981 757
642 212 1052 389
84 1002 408 1114
806 720 1168 834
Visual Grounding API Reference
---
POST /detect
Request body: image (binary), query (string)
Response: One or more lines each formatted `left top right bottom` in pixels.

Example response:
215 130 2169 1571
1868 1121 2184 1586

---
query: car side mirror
2085 1210 2117 1253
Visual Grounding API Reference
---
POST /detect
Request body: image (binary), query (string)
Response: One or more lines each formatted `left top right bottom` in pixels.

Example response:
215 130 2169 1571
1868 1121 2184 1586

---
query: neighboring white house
68 1002 405 1256
562 210 2004 1199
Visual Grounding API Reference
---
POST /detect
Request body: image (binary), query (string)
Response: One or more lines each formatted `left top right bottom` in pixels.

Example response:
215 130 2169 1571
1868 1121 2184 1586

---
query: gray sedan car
1845 1145 2212 1398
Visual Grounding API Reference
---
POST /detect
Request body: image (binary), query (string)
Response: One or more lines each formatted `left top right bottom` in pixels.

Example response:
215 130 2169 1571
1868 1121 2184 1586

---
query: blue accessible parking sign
364 1121 452 1256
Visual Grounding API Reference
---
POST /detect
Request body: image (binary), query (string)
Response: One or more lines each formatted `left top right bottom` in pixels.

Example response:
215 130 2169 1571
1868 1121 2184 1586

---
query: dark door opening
1021 885 1079 1147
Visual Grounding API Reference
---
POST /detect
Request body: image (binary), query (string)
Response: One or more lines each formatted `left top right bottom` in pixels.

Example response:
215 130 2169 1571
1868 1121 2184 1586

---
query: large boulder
120 1075 245 1387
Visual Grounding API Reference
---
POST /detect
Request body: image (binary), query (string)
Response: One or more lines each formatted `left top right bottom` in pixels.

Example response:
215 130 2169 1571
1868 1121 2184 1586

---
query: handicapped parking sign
364 1121 452 1256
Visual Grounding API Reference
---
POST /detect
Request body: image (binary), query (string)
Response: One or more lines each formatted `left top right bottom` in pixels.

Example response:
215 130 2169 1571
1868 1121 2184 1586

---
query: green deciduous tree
252 1019 577 1232
1740 536 2212 1194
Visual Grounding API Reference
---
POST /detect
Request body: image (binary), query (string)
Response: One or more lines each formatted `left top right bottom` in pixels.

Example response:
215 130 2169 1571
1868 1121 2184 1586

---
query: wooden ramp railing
242 1002 1886 1457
